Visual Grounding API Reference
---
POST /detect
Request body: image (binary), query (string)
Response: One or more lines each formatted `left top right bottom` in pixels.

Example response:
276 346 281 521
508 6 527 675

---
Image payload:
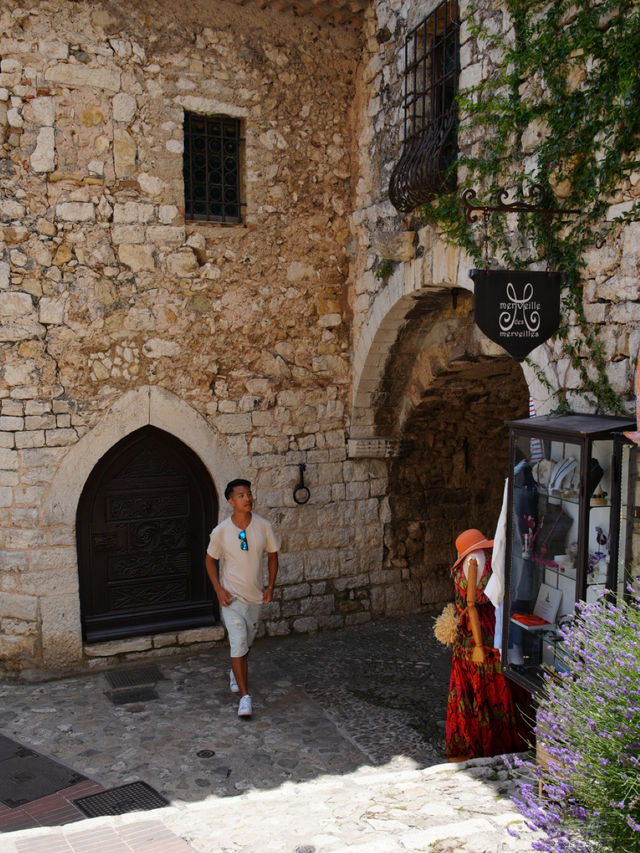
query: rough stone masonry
0 0 387 673
1 0 639 675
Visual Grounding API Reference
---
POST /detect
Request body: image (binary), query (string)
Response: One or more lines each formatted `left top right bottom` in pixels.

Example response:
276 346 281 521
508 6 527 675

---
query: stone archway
378 289 529 609
39 386 238 669
350 286 529 614
43 386 238 528
350 236 474 440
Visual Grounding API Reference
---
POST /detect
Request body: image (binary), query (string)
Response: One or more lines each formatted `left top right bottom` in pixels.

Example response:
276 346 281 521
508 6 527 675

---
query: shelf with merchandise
503 413 636 694
515 483 612 509
510 614 556 633
536 486 580 504
519 554 577 580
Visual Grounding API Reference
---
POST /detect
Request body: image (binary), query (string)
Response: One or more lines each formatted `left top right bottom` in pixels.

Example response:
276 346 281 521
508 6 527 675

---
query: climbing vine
420 0 640 412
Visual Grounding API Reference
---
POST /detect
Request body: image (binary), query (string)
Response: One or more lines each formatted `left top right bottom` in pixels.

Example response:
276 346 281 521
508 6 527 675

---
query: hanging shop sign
461 185 577 361
469 268 562 361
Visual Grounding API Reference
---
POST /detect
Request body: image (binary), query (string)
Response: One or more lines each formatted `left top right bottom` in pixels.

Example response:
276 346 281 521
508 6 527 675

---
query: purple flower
626 815 640 832
510 589 640 852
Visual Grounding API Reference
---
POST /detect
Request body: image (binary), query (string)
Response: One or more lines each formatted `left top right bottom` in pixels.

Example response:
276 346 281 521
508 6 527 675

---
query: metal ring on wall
293 485 310 505
293 463 310 505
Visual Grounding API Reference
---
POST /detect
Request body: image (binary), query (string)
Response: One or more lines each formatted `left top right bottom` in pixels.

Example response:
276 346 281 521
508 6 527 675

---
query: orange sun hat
451 528 494 571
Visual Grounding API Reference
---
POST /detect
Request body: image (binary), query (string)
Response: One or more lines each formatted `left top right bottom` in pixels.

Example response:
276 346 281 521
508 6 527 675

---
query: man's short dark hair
225 478 251 500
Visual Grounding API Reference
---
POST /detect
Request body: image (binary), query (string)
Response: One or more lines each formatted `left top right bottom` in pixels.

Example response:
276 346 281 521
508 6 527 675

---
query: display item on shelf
504 413 636 693
530 502 572 567
512 612 549 627
588 457 604 496
547 456 578 503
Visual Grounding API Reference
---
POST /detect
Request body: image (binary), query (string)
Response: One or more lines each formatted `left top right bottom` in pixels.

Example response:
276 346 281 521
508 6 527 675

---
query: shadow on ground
0 612 452 807
266 612 452 763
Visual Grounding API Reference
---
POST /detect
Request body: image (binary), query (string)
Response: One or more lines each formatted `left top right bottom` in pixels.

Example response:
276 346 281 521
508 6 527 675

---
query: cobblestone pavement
0 613 540 852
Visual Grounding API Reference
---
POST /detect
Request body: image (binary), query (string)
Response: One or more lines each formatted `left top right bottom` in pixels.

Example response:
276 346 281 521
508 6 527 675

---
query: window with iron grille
389 0 460 212
183 113 244 224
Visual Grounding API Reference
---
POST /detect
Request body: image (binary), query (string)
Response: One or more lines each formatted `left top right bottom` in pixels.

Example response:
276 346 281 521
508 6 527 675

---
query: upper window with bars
183 112 244 224
389 0 460 212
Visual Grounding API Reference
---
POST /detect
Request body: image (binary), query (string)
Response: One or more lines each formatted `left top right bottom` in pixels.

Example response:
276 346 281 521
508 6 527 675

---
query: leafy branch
421 0 640 412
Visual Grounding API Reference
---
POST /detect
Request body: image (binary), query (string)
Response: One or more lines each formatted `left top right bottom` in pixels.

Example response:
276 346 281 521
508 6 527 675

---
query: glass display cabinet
611 432 640 598
502 413 636 693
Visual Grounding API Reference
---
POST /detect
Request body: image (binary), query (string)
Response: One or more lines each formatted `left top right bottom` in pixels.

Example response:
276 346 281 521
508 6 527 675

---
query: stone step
159 756 540 852
1 756 539 852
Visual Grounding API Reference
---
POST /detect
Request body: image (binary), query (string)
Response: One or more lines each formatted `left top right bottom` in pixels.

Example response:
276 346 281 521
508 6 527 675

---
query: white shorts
220 598 262 657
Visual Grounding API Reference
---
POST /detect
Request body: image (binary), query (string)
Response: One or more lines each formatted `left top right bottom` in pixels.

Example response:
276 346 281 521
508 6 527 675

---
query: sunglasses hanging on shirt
238 530 248 551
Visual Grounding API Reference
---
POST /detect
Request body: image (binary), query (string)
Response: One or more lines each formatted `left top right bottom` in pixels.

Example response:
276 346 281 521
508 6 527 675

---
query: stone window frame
389 0 460 211
183 111 246 225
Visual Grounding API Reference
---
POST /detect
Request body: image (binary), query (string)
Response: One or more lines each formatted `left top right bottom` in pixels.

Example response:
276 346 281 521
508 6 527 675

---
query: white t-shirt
206 514 280 604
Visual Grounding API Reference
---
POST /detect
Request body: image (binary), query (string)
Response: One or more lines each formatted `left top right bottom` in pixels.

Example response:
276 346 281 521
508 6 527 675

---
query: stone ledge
83 625 226 659
85 636 152 657
177 626 225 644
347 437 412 458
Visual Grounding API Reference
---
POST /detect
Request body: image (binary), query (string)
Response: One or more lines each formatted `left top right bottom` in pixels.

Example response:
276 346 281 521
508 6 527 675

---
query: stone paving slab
0 614 540 852
6 819 196 853
1 760 539 853
0 779 105 835
163 758 540 852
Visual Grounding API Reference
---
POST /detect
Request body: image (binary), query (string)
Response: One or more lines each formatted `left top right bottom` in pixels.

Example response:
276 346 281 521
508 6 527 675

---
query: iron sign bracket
461 184 580 224
461 184 580 270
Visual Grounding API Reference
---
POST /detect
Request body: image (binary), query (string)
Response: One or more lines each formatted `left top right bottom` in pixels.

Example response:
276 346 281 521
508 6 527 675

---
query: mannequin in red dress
445 528 531 761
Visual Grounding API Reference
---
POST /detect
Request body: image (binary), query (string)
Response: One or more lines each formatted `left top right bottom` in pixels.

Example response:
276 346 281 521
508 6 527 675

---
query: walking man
205 479 280 718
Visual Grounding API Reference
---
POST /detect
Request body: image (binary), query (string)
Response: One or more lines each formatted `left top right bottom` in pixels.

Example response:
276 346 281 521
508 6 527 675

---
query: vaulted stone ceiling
231 0 369 26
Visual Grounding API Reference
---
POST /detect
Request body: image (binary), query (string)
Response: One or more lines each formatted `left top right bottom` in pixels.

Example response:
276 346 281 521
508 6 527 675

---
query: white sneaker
238 694 252 717
229 669 239 693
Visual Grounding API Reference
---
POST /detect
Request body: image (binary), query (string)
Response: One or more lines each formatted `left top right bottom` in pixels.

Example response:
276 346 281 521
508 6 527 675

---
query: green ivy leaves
421 0 640 412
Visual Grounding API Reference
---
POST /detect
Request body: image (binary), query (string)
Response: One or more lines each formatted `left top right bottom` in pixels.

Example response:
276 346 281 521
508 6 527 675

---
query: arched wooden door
77 426 218 643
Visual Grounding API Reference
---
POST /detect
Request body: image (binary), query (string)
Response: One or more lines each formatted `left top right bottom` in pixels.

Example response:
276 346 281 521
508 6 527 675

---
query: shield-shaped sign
469 268 562 361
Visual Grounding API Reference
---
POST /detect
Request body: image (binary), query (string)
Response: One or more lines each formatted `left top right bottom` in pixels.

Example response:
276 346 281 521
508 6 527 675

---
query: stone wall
2 0 639 675
350 0 640 422
0 0 397 674
347 0 640 612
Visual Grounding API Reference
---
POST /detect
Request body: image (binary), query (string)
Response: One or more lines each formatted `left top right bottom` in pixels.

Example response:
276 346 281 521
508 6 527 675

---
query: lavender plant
513 588 640 852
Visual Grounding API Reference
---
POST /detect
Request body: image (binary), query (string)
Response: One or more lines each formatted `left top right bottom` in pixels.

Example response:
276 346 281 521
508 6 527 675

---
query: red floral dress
445 554 530 760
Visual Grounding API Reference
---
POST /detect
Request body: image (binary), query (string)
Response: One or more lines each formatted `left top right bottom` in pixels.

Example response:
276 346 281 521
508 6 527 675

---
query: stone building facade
0 0 638 675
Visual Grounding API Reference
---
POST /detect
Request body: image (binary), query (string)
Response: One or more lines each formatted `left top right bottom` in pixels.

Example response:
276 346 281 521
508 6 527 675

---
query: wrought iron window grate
389 0 460 211
183 113 245 224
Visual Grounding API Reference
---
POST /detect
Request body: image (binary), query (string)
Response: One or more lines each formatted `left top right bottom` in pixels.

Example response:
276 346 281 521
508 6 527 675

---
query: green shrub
513 588 640 852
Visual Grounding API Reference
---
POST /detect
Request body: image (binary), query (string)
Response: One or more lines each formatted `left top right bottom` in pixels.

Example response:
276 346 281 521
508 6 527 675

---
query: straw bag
433 603 460 647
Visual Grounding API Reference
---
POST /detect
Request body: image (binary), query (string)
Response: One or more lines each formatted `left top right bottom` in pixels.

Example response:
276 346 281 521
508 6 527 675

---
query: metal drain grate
73 781 169 817
104 664 164 690
108 686 159 705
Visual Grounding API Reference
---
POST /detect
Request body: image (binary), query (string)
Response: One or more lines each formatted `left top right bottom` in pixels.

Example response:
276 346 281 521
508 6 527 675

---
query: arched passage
77 426 218 642
357 288 529 611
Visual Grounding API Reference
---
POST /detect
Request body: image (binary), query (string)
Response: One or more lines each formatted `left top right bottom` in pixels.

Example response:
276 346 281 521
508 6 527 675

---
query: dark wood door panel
77 426 218 642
